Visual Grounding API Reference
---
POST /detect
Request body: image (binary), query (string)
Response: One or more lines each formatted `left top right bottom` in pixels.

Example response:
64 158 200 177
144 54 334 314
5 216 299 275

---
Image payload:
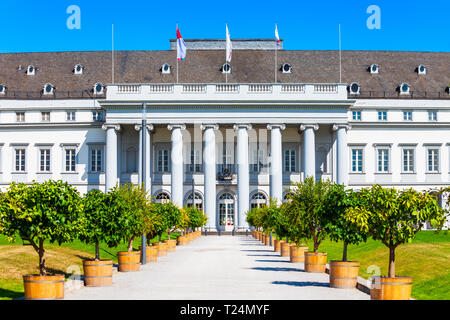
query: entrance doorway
218 192 235 231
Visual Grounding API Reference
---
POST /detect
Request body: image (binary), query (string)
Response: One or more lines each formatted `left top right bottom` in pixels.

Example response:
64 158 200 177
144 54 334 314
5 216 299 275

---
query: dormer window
369 64 379 74
221 63 231 74
43 83 54 95
0 84 6 95
161 63 171 74
27 65 36 76
417 65 426 75
447 86 450 95
74 64 84 75
281 63 292 73
349 82 361 95
93 83 104 95
399 83 410 95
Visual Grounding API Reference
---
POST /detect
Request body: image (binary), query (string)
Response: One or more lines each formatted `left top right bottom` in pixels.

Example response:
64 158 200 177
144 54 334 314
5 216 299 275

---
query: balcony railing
350 90 450 100
0 90 104 100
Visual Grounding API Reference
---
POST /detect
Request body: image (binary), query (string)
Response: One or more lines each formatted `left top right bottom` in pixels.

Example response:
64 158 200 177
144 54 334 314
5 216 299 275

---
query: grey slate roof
0 49 449 96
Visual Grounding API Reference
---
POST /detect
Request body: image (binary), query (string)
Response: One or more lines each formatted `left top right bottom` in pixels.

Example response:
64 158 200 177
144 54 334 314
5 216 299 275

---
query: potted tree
158 202 180 252
320 184 368 288
264 201 290 253
177 207 191 245
186 205 207 240
345 185 447 300
286 177 331 272
0 180 83 300
142 202 164 261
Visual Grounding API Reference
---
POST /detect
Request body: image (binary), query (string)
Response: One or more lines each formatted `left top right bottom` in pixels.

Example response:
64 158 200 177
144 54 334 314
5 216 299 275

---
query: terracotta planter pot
329 261 360 289
23 274 64 300
152 242 168 256
139 246 158 262
274 239 285 252
117 251 140 272
177 235 187 246
304 252 327 273
264 235 271 246
370 276 413 300
83 259 113 287
290 246 309 263
280 242 293 257
164 239 177 252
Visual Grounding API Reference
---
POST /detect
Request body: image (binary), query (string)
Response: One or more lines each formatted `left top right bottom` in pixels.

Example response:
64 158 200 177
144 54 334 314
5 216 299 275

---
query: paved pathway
65 235 369 300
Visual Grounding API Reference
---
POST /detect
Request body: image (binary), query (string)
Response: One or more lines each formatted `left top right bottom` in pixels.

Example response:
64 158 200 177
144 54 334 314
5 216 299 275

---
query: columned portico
168 124 186 207
267 124 285 205
103 124 121 192
333 124 351 186
201 124 219 230
300 124 319 180
234 124 251 230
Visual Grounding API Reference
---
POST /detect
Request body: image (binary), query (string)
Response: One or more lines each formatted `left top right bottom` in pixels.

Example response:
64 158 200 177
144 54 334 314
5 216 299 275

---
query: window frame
41 111 51 122
66 111 76 121
374 145 391 174
377 110 387 121
14 148 26 172
426 147 440 173
401 147 416 174
89 146 104 173
350 147 364 173
16 112 25 122
428 110 437 121
402 110 413 121
38 147 52 173
352 110 362 121
283 149 296 173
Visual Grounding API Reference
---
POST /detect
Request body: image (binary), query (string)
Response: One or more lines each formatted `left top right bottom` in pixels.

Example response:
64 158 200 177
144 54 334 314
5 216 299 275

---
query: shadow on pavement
246 254 281 257
272 281 329 288
254 260 292 263
240 249 274 252
250 267 304 272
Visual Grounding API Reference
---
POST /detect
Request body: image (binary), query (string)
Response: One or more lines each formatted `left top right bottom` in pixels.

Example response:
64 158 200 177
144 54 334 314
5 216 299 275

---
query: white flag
226 24 232 63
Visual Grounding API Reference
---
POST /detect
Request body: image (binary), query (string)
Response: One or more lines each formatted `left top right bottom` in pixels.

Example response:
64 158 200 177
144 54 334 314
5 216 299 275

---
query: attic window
43 83 54 95
417 65 427 75
369 64 379 74
161 64 171 74
281 63 292 73
27 65 36 76
93 83 104 95
399 83 410 95
349 82 361 95
221 63 231 74
74 64 84 75
0 84 6 95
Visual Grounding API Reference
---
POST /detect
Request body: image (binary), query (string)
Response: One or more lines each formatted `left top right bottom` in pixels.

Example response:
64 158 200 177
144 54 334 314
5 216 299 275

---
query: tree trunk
128 236 135 252
38 239 46 276
95 242 100 261
158 234 162 242
389 246 396 278
342 242 348 262
168 230 171 241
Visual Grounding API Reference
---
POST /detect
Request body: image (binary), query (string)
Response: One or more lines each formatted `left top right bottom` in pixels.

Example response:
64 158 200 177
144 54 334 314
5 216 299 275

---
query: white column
300 124 319 180
333 124 351 186
268 124 285 205
103 124 121 192
135 124 154 194
201 124 219 230
168 124 186 208
234 124 252 230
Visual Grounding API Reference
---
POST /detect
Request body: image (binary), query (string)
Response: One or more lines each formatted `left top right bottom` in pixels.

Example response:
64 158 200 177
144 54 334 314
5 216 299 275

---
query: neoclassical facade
0 39 449 231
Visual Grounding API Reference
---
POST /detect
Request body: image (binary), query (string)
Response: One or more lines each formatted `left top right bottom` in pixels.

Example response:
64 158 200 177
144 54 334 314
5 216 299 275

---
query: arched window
155 192 171 204
250 192 267 209
283 192 293 203
126 147 137 173
186 191 203 211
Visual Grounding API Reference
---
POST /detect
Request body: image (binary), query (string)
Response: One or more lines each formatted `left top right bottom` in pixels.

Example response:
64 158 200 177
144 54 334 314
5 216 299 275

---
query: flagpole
112 23 114 84
225 23 228 84
275 24 277 84
176 23 179 84
339 24 342 83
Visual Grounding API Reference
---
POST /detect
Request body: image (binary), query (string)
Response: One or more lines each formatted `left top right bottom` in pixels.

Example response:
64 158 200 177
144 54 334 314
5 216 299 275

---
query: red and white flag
177 26 186 61
226 24 232 63
275 24 280 47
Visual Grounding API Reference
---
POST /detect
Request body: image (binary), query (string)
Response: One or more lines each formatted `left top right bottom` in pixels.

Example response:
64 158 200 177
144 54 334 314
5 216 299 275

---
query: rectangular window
428 111 437 121
378 111 387 121
39 149 51 172
92 111 103 121
16 112 25 122
41 112 50 122
250 149 264 173
15 149 26 172
427 149 439 172
90 149 102 173
157 149 169 172
67 111 76 121
284 150 296 172
222 148 234 172
352 111 361 121
65 149 76 172
403 111 412 121
190 149 202 173
377 149 389 173
351 149 363 173
402 149 415 173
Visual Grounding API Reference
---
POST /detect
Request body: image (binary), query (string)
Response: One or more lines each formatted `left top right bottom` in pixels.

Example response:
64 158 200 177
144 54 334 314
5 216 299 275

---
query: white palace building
0 39 449 231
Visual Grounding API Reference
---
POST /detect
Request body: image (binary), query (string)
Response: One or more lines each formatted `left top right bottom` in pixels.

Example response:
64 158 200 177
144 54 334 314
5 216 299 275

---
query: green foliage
0 180 83 275
148 202 181 239
185 206 207 229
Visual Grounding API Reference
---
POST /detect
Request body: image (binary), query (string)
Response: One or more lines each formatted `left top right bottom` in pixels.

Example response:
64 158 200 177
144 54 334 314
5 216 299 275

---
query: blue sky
0 0 449 53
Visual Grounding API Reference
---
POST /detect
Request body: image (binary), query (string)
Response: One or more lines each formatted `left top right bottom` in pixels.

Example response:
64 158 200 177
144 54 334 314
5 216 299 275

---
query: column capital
267 124 286 131
299 124 319 131
134 124 154 132
102 124 121 132
332 124 352 132
200 124 219 131
233 124 252 131
168 124 186 131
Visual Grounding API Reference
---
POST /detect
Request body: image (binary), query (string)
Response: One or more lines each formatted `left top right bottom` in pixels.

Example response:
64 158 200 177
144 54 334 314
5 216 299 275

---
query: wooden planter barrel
83 259 113 287
153 242 168 256
264 235 271 246
274 240 285 252
117 251 140 272
304 252 327 273
23 274 64 300
164 239 177 252
329 261 360 288
280 242 293 257
177 235 187 246
139 246 158 262
290 246 309 263
370 276 413 300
